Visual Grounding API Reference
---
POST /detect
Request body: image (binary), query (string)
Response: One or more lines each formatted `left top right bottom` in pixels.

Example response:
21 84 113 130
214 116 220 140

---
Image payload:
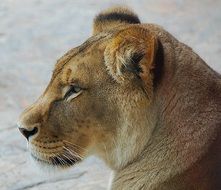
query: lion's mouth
31 152 81 167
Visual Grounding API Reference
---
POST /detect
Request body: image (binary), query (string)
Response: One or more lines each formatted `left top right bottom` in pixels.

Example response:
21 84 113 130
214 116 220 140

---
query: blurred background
0 0 220 189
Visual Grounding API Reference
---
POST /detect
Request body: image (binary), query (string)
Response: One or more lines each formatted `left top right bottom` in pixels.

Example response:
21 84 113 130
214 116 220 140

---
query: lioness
18 7 221 190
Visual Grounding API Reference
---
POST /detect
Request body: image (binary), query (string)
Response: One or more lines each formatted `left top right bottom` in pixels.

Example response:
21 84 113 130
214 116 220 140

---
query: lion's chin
30 153 81 170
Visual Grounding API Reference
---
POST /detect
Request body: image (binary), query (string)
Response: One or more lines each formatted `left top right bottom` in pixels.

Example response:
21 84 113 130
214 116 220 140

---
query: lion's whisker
62 152 76 164
63 146 83 160
63 140 86 151
51 153 64 166
67 147 83 160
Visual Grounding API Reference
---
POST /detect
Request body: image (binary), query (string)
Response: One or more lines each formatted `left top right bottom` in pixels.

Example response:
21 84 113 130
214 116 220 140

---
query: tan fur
19 7 221 190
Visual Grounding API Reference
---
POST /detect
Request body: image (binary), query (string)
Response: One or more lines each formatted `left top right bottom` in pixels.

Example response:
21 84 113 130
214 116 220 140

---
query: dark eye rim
64 85 82 100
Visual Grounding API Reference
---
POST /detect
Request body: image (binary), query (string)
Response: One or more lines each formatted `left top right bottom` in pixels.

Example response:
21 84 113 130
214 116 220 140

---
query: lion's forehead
52 32 113 79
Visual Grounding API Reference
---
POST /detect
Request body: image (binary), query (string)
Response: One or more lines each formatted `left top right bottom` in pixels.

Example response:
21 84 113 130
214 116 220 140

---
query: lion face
18 26 160 170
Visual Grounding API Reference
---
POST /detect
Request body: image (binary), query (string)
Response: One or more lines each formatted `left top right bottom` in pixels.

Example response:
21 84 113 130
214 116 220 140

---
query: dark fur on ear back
153 40 164 88
95 11 140 24
93 7 140 35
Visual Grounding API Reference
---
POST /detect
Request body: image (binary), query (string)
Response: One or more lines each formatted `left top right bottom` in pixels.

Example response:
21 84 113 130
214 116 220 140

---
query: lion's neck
110 46 221 190
110 100 219 190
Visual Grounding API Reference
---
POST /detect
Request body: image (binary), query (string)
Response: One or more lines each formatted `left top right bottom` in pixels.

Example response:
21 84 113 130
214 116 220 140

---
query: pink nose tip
18 127 38 140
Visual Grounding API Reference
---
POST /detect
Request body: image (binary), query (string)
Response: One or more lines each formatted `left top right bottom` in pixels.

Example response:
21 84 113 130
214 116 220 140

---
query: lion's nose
18 126 38 140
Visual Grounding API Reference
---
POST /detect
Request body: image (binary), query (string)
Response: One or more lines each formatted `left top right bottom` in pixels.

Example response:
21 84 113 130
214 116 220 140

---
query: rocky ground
0 0 220 189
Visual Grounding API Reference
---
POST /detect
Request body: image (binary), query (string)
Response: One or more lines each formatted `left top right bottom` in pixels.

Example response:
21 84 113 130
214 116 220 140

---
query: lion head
18 8 163 170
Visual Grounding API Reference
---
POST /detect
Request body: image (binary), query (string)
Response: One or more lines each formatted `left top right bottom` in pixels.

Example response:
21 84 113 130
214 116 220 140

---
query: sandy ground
0 0 220 189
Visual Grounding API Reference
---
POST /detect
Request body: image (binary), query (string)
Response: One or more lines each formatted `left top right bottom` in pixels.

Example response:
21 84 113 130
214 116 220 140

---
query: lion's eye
64 85 82 101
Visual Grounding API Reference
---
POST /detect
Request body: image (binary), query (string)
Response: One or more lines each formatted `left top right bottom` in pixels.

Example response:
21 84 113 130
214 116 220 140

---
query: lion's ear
92 6 140 35
104 26 163 95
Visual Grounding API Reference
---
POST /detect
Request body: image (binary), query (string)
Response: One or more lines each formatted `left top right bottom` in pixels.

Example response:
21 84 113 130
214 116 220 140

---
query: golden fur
18 7 221 190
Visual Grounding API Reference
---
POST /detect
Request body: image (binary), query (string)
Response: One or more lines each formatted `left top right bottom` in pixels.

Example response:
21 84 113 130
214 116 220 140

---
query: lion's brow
51 32 112 80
